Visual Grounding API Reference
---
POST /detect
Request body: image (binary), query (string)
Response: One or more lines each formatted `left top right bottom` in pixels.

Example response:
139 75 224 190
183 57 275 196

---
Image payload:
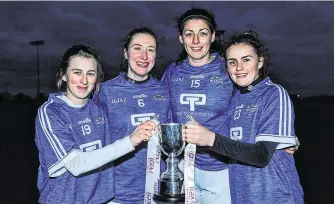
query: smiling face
124 33 156 81
179 19 215 67
226 43 264 87
62 56 97 105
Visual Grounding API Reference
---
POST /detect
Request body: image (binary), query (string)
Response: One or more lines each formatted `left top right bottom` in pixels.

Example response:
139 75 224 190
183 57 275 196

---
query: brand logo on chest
190 74 204 79
78 118 91 125
133 94 147 99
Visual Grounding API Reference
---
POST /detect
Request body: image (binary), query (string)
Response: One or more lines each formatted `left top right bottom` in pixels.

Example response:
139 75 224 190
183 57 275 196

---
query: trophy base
153 193 185 204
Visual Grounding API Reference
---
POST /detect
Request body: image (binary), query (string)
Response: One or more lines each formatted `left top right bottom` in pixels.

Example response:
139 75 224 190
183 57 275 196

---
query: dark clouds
0 1 333 97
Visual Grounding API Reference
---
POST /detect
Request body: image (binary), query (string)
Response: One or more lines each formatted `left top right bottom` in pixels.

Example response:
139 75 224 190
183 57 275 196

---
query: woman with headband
161 8 233 204
183 31 304 203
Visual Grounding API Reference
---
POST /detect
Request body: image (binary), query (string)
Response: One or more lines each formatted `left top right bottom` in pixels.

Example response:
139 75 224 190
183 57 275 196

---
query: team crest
96 117 105 125
246 104 258 112
153 94 165 101
209 76 224 84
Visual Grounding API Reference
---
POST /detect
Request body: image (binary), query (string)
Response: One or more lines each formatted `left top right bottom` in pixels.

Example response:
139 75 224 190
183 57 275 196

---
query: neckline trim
124 75 150 84
237 76 264 94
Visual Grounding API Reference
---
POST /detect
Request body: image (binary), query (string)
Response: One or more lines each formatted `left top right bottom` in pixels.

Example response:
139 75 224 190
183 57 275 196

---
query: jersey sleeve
35 103 80 177
255 86 296 149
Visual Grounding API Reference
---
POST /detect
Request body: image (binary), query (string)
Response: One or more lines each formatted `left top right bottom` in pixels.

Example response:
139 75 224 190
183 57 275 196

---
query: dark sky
0 1 333 97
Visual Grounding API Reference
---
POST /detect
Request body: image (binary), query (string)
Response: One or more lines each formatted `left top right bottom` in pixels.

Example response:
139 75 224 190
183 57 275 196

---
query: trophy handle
176 141 186 157
175 124 186 157
157 125 170 156
157 139 170 156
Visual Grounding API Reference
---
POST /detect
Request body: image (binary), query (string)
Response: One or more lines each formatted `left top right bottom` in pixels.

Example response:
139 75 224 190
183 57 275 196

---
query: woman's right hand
129 120 156 147
182 123 215 147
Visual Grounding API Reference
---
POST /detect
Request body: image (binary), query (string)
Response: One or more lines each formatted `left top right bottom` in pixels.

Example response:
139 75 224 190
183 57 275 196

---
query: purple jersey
226 77 304 203
94 73 171 203
35 93 114 204
162 52 234 171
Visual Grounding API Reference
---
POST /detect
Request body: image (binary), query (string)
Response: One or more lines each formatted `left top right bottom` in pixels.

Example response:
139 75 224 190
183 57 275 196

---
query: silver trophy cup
153 123 185 203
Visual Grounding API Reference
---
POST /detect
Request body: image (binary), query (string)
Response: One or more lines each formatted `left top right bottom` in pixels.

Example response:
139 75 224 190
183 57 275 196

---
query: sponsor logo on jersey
95 116 105 125
190 74 204 79
133 94 147 99
175 111 214 117
246 104 258 112
130 113 156 126
209 76 224 84
172 77 184 83
79 140 102 152
153 94 165 101
77 117 91 125
111 97 126 104
230 127 243 140
180 93 206 111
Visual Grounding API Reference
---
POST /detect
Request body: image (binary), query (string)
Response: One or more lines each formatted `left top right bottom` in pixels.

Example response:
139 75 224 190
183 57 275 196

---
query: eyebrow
131 44 156 49
70 68 96 72
227 55 253 61
70 68 82 72
184 28 210 33
241 55 253 59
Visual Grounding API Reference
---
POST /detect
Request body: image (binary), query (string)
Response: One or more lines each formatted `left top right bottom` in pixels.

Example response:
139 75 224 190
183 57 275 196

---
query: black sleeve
210 133 278 168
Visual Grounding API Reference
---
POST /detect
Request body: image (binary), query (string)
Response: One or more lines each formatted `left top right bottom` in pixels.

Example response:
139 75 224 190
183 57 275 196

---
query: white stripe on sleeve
256 134 296 150
266 82 293 136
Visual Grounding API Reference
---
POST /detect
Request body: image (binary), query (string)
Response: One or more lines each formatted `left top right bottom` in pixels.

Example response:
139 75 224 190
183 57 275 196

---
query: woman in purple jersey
161 8 233 204
183 31 304 203
94 27 171 204
35 44 155 204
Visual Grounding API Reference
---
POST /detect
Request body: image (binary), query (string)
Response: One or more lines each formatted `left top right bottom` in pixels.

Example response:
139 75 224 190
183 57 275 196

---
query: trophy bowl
158 123 185 157
154 123 185 203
